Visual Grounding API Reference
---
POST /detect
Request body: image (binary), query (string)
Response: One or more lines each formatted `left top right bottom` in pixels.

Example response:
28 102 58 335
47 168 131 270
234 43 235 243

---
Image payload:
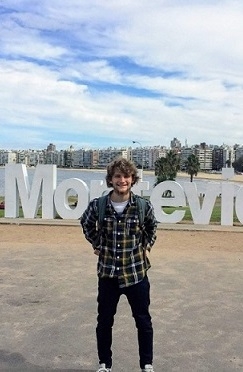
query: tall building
170 137 181 151
131 147 143 169
212 147 224 171
0 151 17 165
235 145 243 162
195 144 212 171
47 143 56 152
180 147 194 170
72 149 85 168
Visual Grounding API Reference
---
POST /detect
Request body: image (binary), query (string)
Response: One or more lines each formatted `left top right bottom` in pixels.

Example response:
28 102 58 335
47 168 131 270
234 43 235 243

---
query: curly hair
106 157 140 187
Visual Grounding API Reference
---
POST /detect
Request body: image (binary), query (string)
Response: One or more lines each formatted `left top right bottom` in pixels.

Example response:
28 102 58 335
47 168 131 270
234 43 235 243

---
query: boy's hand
146 243 151 259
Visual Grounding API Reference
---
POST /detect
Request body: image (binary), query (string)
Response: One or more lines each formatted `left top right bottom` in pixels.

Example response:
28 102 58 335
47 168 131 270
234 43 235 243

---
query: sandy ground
1 224 243 252
1 225 243 371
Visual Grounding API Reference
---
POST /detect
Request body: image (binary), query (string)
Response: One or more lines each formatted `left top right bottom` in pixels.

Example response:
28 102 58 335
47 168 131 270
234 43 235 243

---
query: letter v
184 182 220 225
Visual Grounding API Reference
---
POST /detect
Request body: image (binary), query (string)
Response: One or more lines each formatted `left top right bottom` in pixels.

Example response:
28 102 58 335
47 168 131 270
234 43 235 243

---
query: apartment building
0 150 17 165
180 147 194 170
195 146 212 171
235 145 243 161
212 147 224 171
16 150 29 165
224 146 235 166
212 145 235 170
98 148 127 168
72 149 85 168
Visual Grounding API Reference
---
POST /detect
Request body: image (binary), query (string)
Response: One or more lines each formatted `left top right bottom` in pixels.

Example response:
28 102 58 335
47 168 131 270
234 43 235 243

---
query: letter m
5 164 57 219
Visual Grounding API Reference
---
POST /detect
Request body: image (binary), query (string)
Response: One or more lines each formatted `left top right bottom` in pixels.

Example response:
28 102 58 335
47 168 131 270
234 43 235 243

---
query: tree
166 150 181 180
154 150 180 186
185 154 200 182
232 156 243 173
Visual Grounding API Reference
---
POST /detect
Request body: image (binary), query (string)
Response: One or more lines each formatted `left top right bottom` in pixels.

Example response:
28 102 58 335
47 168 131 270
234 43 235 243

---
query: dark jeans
96 275 153 369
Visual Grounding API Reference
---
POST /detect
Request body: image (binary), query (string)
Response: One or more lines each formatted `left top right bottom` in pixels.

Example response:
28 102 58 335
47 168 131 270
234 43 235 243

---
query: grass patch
162 196 239 224
0 196 77 219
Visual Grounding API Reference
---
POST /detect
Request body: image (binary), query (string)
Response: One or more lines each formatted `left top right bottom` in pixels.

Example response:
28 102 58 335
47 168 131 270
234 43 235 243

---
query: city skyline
0 139 239 153
1 1 243 150
0 139 239 170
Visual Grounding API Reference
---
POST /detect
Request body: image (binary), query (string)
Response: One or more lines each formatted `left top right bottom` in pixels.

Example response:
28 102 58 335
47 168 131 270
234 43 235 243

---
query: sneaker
141 364 154 372
96 363 112 372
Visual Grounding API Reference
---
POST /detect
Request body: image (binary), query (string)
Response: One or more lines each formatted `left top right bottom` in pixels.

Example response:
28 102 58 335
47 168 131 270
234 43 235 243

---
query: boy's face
110 170 133 197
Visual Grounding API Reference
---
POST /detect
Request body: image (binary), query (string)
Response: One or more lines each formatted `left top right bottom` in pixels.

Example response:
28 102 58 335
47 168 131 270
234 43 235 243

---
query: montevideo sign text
4 164 243 226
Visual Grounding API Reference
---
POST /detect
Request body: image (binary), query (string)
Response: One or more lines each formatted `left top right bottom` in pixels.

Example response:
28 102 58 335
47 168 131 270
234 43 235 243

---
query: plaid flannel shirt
80 192 157 288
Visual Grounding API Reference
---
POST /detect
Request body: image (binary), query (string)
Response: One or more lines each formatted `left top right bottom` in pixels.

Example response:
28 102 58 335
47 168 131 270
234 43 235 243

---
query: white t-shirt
111 200 129 215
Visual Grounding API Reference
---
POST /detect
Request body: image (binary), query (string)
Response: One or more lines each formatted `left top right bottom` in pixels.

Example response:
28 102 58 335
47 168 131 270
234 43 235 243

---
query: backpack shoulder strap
135 195 147 227
97 194 108 226
98 194 146 227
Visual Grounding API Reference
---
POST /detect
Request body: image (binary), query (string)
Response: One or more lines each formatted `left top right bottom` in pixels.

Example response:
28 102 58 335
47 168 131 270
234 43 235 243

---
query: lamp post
132 140 143 181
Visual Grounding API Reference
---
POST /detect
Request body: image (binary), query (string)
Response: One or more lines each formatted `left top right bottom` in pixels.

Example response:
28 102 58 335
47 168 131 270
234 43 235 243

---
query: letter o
54 178 89 219
235 186 243 224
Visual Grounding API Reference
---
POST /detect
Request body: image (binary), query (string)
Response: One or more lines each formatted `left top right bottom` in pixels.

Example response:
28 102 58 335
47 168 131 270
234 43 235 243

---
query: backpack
97 194 147 228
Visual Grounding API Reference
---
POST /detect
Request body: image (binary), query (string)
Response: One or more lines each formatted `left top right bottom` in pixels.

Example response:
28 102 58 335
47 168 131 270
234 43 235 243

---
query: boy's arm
80 199 101 250
143 200 157 250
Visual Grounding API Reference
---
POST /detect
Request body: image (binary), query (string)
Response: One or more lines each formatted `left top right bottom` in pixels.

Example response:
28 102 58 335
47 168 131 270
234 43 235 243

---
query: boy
81 157 157 372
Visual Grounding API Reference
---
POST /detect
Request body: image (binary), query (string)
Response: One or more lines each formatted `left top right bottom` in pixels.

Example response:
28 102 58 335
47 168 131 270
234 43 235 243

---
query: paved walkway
1 217 243 233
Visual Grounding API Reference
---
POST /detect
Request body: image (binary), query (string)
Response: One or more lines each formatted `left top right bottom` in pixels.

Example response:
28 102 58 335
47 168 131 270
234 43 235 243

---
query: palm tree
185 154 200 182
165 150 180 180
232 155 243 173
154 150 180 186
154 157 168 184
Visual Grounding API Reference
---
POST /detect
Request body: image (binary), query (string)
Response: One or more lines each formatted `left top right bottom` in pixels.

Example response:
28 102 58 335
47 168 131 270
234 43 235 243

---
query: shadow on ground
0 350 93 372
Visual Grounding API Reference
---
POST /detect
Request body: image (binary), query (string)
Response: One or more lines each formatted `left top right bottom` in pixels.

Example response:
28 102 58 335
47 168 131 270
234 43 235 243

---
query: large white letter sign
133 181 150 196
54 178 89 219
184 182 220 224
150 181 186 223
235 186 243 224
5 164 56 218
90 180 109 201
221 182 235 226
4 165 243 226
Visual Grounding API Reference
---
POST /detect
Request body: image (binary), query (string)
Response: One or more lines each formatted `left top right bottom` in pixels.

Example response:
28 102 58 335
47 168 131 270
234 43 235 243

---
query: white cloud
1 0 243 149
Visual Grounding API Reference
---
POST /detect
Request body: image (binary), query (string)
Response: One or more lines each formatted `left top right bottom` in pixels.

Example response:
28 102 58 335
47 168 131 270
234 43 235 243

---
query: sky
1 0 243 151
